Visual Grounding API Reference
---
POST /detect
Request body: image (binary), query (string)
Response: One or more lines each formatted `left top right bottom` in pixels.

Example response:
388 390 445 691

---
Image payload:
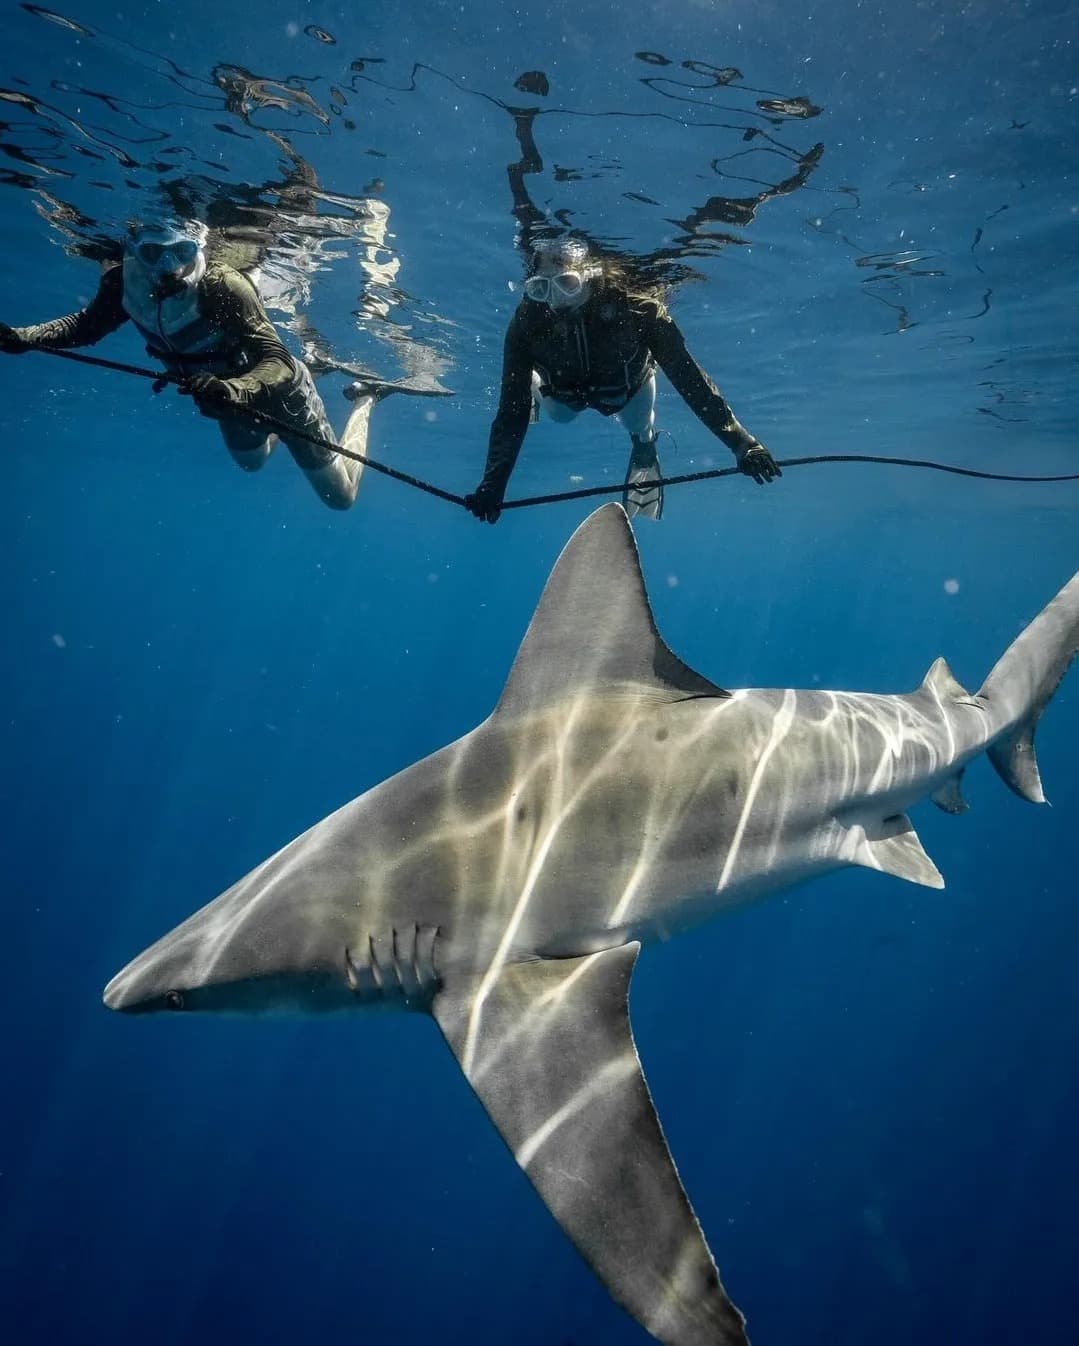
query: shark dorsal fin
496 504 727 716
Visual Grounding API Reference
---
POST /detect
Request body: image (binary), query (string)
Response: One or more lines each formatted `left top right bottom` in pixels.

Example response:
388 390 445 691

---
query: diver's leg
218 417 277 471
280 366 364 510
531 370 581 425
617 373 663 521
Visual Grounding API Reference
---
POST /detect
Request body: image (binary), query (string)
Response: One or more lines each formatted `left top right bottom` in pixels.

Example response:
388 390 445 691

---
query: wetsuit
10 260 338 470
477 286 760 504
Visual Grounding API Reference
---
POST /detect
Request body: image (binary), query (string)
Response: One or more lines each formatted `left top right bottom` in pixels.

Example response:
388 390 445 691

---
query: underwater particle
427 573 440 584
666 575 680 589
286 21 298 37
51 632 66 648
304 24 336 44
944 579 960 595
569 475 584 483
424 410 438 423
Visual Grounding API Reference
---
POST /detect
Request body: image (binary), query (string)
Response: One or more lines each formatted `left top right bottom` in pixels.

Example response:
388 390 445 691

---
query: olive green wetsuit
12 261 338 470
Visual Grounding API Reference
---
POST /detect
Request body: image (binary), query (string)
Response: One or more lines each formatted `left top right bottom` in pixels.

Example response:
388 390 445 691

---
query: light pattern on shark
104 504 1079 1346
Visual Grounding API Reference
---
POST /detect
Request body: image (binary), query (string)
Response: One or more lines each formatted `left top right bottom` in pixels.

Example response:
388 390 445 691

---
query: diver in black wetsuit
0 219 386 510
465 237 781 524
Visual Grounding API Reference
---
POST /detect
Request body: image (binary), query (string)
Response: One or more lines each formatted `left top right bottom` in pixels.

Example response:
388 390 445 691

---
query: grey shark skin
105 504 1079 1346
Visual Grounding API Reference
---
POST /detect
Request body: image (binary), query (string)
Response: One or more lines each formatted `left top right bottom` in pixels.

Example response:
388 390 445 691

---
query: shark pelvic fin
931 770 969 815
496 503 728 717
432 943 749 1346
856 813 945 888
921 656 970 701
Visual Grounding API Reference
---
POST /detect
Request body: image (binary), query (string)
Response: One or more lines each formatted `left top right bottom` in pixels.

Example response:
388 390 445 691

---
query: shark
104 504 1079 1346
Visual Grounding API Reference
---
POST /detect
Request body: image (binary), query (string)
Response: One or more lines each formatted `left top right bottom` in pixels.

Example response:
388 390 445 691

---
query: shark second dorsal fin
921 656 970 701
496 504 727 717
432 944 749 1346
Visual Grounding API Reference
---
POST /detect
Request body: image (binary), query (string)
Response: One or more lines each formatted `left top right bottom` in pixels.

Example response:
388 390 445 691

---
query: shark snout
103 927 206 1013
103 955 170 1013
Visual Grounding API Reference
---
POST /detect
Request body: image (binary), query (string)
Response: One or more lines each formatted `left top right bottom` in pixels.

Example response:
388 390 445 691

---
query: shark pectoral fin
856 814 945 888
931 770 969 815
432 944 749 1346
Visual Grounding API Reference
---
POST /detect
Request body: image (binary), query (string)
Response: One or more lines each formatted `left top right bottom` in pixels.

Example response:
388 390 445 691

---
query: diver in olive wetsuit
465 237 781 524
0 219 382 510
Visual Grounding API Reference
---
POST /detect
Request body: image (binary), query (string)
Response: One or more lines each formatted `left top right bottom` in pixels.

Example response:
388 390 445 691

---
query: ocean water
1 2 1077 1343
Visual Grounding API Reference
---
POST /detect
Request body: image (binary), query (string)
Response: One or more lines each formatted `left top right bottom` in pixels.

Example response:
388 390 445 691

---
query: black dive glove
738 441 782 485
0 322 29 354
179 373 242 419
464 479 506 524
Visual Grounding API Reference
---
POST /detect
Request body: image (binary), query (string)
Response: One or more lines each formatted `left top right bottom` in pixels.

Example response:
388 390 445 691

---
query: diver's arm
480 309 535 495
10 263 128 349
204 267 297 405
642 306 760 457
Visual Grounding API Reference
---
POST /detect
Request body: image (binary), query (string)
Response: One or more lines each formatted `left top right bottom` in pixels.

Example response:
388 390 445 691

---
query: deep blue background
1 2 1077 1343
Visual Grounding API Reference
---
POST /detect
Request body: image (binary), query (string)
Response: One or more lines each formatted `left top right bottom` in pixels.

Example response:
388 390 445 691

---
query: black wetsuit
12 261 337 469
478 286 759 500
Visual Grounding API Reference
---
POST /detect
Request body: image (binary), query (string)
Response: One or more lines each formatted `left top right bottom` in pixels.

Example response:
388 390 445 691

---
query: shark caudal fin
977 571 1079 804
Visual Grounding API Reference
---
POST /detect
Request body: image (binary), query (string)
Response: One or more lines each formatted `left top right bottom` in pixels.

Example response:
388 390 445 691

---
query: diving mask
524 270 590 303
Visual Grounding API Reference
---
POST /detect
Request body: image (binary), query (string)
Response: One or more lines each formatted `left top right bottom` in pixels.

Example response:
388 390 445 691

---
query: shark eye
164 990 185 1011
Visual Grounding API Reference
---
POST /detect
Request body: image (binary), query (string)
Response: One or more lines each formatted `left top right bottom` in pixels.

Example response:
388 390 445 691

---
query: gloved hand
464 480 505 524
179 373 241 419
0 322 29 354
738 441 782 485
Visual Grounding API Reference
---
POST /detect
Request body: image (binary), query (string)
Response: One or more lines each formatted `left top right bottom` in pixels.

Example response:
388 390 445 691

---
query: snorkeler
0 219 390 510
465 238 781 524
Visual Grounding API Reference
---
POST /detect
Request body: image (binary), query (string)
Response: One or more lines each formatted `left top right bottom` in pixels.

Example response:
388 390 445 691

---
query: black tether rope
29 343 1079 506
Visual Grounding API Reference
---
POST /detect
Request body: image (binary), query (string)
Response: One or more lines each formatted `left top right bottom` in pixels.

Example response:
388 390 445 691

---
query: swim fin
622 434 664 521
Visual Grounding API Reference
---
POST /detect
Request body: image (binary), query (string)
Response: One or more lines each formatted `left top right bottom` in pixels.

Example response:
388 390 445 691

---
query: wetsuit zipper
573 313 590 389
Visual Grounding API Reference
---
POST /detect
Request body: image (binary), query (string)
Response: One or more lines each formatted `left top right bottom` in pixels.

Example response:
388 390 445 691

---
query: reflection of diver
166 61 451 391
465 238 780 524
502 72 824 265
0 220 384 509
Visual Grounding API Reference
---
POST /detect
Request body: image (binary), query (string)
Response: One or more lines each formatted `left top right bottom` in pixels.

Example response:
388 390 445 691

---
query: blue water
2 2 1077 1343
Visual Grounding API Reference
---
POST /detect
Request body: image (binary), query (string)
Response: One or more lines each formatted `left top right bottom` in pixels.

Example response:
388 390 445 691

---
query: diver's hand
464 481 504 524
0 322 29 354
180 373 240 419
738 441 782 485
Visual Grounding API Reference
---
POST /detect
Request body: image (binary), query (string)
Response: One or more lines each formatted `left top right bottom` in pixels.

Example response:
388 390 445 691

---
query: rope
34 344 467 505
25 343 1079 508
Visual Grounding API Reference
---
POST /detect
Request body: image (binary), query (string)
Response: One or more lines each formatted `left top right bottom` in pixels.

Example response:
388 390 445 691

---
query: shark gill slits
343 946 361 993
344 926 443 1002
164 989 185 1011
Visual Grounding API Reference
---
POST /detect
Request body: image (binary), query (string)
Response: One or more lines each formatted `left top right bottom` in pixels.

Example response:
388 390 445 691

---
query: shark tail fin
977 572 1079 805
